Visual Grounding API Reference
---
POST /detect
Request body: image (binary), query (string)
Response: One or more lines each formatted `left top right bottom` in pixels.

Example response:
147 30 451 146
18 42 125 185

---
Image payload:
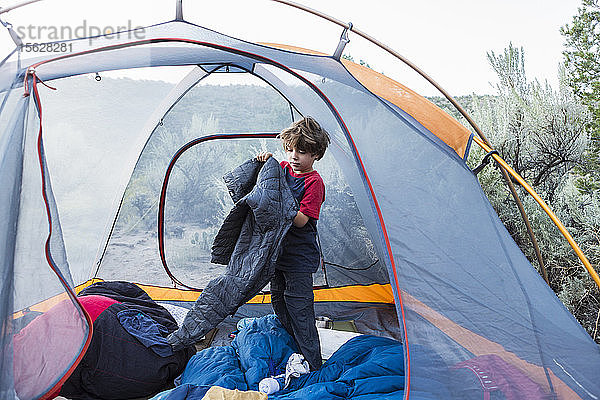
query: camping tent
0 11 599 400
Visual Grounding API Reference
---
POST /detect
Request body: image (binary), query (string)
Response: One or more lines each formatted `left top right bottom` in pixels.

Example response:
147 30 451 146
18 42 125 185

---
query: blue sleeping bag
151 315 442 400
274 335 405 399
232 315 298 389
151 315 296 400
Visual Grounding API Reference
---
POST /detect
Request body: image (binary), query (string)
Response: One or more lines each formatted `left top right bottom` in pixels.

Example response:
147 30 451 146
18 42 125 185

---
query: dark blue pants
271 269 322 370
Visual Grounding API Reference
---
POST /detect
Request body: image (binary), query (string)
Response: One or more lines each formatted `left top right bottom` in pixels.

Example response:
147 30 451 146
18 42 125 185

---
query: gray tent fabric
167 157 297 350
3 20 600 399
0 94 28 393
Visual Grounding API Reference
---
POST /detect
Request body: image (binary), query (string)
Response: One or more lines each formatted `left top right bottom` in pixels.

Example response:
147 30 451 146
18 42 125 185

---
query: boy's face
285 145 318 174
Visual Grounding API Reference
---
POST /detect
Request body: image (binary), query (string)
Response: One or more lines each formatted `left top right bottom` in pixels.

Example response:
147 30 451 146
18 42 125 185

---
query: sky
0 0 583 96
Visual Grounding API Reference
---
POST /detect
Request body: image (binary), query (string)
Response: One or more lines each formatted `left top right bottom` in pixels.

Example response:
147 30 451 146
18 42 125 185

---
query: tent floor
55 301 400 399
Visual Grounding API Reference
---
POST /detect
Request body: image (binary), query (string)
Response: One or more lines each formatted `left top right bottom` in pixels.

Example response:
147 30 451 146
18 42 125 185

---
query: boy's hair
278 116 330 160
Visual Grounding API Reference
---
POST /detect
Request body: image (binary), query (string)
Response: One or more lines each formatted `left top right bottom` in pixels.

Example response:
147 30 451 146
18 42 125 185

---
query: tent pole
504 170 549 285
473 136 600 290
0 0 43 14
270 0 550 286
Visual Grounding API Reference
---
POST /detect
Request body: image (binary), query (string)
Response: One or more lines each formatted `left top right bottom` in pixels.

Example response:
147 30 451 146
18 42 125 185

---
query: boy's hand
256 152 273 162
293 211 310 227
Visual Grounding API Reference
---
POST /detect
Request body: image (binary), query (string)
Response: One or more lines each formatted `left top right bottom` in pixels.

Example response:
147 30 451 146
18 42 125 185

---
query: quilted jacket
167 157 298 350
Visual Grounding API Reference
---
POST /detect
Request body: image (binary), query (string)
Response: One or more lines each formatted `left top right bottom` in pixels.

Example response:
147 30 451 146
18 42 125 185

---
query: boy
256 116 330 371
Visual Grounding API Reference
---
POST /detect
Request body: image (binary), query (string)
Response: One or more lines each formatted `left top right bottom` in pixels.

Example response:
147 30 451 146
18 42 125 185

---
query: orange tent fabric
260 43 471 158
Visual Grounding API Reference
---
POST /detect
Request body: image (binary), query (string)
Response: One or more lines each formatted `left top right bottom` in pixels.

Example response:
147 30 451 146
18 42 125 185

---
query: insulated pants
270 269 322 370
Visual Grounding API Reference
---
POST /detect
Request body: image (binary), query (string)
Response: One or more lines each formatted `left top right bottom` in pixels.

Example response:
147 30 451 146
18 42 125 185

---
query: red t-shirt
278 161 325 272
280 161 325 219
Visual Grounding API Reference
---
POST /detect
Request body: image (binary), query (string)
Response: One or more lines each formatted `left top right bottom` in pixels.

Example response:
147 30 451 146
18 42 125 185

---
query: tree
341 54 372 69
562 0 600 118
470 44 600 341
561 0 600 194
479 44 589 203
